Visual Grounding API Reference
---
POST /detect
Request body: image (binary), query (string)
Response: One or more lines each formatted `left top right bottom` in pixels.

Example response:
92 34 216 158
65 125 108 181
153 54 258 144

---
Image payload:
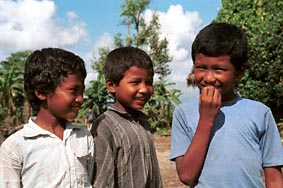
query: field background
154 135 186 188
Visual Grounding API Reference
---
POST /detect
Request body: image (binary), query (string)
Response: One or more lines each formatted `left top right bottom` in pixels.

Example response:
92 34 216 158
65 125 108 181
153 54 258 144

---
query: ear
106 79 116 93
236 65 246 79
35 90 47 101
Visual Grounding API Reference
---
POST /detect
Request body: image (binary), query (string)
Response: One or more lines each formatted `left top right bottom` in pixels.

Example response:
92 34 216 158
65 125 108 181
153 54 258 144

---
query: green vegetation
0 51 31 131
1 0 283 135
215 0 283 123
82 0 181 134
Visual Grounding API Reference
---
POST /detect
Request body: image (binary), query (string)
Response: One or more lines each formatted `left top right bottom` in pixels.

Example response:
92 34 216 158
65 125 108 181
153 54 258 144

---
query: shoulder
229 97 274 126
92 111 116 127
90 110 119 137
2 124 26 143
174 100 199 116
68 123 93 139
237 97 270 113
0 125 26 156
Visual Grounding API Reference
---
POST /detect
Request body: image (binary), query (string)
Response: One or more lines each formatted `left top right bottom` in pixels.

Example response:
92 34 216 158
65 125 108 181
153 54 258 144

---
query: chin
66 113 78 120
136 107 144 110
131 106 143 111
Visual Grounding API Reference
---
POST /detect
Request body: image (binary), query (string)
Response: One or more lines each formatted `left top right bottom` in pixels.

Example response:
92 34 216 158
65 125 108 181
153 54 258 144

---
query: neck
35 110 66 140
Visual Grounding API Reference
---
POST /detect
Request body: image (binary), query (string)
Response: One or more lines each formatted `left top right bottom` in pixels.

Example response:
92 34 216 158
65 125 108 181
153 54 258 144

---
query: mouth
200 84 220 89
72 106 81 111
135 97 148 105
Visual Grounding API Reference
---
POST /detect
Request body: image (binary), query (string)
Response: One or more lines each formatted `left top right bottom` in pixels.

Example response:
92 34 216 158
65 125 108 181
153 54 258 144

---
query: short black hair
24 48 86 111
104 46 154 85
191 22 248 70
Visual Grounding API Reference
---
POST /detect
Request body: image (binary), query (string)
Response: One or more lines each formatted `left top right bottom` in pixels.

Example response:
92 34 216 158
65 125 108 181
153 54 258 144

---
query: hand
199 86 221 123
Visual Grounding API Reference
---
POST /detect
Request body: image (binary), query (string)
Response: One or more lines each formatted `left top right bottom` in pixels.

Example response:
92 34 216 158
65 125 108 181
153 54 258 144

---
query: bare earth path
154 135 187 188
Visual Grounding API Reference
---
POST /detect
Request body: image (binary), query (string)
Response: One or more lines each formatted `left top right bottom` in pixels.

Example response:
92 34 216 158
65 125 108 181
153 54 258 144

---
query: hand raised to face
199 86 222 123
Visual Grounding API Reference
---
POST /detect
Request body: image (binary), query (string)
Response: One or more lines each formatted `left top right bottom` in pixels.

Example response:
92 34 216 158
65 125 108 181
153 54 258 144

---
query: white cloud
0 1 204 102
0 0 89 60
84 32 114 87
144 5 203 101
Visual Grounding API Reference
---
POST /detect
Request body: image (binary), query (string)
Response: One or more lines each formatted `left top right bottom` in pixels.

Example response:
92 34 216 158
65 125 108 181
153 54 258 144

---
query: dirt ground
154 135 187 188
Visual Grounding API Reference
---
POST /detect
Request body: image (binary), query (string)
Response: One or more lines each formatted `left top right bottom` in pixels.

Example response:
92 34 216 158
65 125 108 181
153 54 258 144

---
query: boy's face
108 66 153 113
194 54 242 102
45 73 85 120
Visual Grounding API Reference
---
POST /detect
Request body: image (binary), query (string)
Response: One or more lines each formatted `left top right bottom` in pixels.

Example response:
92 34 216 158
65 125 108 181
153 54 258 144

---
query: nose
139 83 152 94
75 94 84 104
203 70 216 85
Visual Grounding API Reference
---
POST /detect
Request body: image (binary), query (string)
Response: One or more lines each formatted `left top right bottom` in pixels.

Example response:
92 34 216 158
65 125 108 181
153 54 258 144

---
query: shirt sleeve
92 119 116 188
0 139 22 188
261 109 283 167
170 105 195 161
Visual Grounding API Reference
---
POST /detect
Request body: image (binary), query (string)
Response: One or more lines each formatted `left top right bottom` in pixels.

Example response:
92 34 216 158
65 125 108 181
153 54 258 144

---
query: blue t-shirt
170 95 283 188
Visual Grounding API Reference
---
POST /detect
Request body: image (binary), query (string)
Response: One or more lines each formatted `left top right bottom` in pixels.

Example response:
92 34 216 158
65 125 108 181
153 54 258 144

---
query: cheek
192 73 202 84
148 86 153 94
221 73 236 83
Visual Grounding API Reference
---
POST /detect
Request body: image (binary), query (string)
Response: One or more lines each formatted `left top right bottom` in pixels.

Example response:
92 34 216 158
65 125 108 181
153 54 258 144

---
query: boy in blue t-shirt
170 23 283 188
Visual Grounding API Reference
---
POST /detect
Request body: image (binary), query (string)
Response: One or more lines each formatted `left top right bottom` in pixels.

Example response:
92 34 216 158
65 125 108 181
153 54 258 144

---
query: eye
129 80 140 85
146 79 153 86
195 65 207 71
214 67 226 72
68 88 77 93
69 86 84 95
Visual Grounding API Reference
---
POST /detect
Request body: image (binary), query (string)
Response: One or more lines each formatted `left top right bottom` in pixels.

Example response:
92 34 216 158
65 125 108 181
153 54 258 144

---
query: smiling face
44 73 85 120
107 66 153 113
194 54 243 102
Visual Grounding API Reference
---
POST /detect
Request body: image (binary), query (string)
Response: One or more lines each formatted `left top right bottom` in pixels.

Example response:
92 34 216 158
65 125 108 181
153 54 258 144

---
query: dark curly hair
104 46 154 85
24 48 86 111
191 22 248 70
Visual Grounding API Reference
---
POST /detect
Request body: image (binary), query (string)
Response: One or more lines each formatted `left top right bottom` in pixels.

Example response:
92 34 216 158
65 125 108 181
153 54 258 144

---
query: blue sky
55 0 221 45
0 0 222 102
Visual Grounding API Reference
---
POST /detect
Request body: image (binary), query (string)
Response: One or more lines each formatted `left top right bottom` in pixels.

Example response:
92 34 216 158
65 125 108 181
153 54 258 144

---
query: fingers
200 86 221 105
199 86 221 120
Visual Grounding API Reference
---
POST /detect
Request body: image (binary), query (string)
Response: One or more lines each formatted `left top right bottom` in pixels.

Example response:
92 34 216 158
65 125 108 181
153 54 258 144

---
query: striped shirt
91 105 162 188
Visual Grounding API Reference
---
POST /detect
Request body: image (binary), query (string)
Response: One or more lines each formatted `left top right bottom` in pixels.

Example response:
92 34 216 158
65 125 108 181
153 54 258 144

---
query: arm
175 86 221 186
261 109 283 188
0 142 22 188
92 118 116 188
264 166 283 188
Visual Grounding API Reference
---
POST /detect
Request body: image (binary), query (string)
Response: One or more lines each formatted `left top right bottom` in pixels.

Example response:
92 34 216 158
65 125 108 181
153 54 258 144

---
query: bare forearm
264 166 283 188
176 86 221 186
176 119 213 185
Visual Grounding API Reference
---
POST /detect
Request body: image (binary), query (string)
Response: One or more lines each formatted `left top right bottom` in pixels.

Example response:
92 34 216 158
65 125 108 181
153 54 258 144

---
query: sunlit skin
107 66 153 115
34 73 85 139
194 53 243 103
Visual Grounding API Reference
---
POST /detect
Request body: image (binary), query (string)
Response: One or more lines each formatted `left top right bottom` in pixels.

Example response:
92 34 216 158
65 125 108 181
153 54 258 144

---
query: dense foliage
214 0 283 122
0 51 31 130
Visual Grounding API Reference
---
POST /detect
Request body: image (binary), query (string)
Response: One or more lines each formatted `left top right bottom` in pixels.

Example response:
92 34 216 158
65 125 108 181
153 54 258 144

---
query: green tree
118 0 171 80
0 51 31 130
143 81 181 133
86 0 181 133
91 47 110 75
214 0 283 121
81 47 112 119
81 73 113 119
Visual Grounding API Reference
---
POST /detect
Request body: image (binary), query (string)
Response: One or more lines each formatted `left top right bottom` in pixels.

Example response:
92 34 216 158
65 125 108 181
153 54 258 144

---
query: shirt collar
221 92 242 107
22 117 79 139
108 105 147 121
